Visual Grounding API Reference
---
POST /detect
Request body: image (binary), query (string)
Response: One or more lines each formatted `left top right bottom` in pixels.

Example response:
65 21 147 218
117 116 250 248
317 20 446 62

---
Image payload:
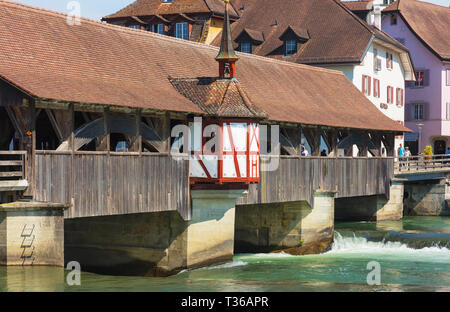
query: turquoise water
1 216 449 292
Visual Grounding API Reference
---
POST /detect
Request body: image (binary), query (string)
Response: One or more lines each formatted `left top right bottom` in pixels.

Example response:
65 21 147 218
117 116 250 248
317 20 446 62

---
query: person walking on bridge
398 144 405 167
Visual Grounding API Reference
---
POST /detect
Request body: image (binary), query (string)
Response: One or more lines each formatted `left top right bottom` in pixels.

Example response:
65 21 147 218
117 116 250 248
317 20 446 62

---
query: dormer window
152 24 165 34
285 40 297 56
235 28 264 55
163 0 173 2
176 22 189 40
240 42 252 54
279 25 309 57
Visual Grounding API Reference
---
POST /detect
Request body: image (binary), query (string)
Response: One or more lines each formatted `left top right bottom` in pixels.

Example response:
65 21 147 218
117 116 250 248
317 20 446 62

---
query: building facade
382 0 450 155
102 0 241 44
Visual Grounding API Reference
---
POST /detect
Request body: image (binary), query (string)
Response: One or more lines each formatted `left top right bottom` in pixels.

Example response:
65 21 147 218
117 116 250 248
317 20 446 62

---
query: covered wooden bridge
0 0 408 219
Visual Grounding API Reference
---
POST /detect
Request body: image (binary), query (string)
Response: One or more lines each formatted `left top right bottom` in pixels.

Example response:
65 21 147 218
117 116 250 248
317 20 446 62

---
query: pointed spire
216 0 238 78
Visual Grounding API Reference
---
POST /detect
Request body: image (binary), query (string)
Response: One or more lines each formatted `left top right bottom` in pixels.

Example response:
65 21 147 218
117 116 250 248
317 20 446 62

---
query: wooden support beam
280 127 302 156
303 127 321 156
344 131 353 157
130 109 142 153
323 129 338 157
382 133 395 157
358 131 369 157
102 108 111 152
369 133 382 157
45 109 64 143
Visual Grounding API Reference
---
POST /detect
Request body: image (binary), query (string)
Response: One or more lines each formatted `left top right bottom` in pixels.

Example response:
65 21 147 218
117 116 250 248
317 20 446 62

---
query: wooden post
359 131 369 157
104 107 111 152
344 131 353 157
131 109 143 154
69 104 75 153
162 112 171 153
27 99 36 197
303 127 320 156
382 133 395 157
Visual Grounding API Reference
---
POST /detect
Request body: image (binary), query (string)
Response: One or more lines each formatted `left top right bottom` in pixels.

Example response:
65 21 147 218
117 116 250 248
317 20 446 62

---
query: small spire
216 0 239 78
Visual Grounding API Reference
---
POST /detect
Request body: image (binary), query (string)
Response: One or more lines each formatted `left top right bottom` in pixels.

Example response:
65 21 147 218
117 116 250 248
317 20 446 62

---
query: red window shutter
362 75 365 94
387 86 390 103
368 77 371 96
390 54 393 69
391 87 394 104
401 89 404 106
386 52 389 68
378 80 380 98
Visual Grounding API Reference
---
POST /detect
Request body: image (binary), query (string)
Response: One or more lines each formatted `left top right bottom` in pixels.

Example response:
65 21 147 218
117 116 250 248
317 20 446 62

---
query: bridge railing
0 151 27 181
394 154 450 174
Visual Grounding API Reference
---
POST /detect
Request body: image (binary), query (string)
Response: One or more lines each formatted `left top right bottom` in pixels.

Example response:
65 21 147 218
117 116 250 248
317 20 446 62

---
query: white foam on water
250 252 296 259
327 232 450 262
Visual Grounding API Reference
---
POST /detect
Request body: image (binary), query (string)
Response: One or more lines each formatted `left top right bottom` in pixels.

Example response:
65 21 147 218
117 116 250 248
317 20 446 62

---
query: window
396 88 404 107
373 48 379 72
152 24 165 34
415 70 424 87
387 86 394 104
362 75 371 96
240 42 252 54
285 40 297 56
446 69 450 86
386 52 393 70
413 103 424 120
128 25 140 29
176 23 189 40
373 79 380 98
390 14 397 25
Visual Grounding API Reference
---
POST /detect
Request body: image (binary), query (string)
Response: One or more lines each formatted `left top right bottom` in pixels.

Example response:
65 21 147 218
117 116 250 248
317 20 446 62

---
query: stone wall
65 189 246 277
404 181 450 216
0 202 65 266
335 182 404 221
235 192 336 255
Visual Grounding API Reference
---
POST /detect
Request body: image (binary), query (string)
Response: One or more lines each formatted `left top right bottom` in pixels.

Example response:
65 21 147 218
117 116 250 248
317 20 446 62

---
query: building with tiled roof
382 0 450 155
102 0 241 44
0 0 410 160
209 0 414 156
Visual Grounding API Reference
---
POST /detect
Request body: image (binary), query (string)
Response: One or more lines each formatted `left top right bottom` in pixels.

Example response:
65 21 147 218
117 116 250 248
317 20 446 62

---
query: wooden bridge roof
0 0 409 132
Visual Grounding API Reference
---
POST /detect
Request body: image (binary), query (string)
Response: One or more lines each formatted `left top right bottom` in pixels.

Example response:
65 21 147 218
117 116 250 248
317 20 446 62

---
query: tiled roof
103 0 239 20
0 1 409 132
341 0 373 11
212 0 409 65
169 78 267 118
383 0 450 61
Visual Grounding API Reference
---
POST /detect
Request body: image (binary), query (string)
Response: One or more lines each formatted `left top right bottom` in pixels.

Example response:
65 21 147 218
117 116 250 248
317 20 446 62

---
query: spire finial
216 0 238 78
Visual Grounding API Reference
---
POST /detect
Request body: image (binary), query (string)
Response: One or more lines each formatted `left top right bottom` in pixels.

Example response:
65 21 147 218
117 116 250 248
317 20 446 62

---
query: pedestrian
321 149 327 157
398 144 405 166
404 146 411 170
445 147 450 165
301 145 309 157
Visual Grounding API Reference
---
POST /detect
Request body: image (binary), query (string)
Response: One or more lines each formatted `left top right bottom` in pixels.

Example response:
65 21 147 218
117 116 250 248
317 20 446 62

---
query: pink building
382 0 450 155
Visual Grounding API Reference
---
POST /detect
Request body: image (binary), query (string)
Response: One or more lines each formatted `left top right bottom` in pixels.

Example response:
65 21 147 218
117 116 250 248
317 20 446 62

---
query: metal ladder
20 224 35 265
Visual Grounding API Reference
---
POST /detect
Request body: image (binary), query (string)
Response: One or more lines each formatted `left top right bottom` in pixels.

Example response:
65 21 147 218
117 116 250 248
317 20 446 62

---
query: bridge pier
403 178 450 216
234 191 336 255
65 188 247 276
335 181 404 221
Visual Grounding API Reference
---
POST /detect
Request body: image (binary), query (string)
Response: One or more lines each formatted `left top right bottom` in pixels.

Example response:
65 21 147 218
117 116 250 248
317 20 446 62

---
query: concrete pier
404 180 450 216
235 191 336 255
0 201 67 266
335 181 404 221
65 189 247 276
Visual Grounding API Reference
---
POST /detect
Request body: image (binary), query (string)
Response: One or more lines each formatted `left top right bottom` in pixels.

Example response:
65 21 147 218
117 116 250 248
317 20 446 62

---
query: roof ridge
332 0 376 35
0 0 348 77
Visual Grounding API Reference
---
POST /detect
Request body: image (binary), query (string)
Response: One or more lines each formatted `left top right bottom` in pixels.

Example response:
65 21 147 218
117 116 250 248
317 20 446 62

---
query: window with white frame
396 88 404 107
240 42 252 54
362 75 371 96
387 86 394 104
285 40 297 56
446 69 450 86
152 24 165 34
373 79 380 98
176 23 189 40
413 103 424 120
386 52 393 70
414 70 425 87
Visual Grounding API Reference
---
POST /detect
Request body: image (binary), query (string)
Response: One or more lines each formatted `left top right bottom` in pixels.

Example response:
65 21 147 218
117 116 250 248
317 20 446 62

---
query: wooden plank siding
33 151 190 220
237 156 394 206
33 152 393 220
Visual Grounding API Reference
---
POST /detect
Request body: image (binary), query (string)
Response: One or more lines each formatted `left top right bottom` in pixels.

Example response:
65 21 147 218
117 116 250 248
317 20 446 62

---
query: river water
1 216 449 292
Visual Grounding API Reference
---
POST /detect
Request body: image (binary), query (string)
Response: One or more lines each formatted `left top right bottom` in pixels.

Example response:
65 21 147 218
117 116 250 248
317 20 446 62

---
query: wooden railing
0 151 27 181
394 154 450 174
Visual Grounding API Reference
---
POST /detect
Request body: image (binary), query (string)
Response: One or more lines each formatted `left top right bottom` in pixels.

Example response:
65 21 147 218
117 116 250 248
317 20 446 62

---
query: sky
14 0 450 22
